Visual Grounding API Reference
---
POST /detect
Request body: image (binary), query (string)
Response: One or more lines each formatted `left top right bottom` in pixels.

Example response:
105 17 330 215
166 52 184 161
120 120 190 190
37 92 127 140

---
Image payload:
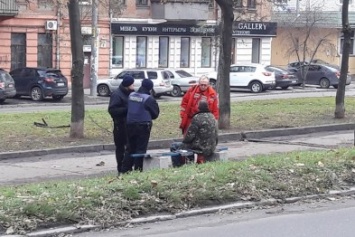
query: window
136 0 148 6
180 37 190 68
159 37 169 68
340 31 354 55
234 0 243 8
209 0 214 8
37 33 53 68
231 38 236 64
11 33 26 70
252 38 260 63
112 36 124 68
37 0 54 9
247 0 256 9
147 71 158 79
201 37 212 68
82 35 92 46
136 36 147 68
117 70 145 79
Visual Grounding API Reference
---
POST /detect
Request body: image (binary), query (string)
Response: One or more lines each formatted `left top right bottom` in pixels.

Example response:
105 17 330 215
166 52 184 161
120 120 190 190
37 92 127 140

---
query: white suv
207 64 275 93
97 69 173 98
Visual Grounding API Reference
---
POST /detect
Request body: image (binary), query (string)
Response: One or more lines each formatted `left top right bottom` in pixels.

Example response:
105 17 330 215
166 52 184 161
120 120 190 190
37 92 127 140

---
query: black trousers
121 122 152 173
113 122 128 173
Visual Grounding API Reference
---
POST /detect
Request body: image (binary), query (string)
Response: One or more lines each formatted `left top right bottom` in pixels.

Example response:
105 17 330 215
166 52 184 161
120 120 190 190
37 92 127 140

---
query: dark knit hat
141 79 154 91
121 75 134 87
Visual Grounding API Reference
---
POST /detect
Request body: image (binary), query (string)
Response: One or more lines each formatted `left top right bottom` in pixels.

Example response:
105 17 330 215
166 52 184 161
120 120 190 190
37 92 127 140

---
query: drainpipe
194 38 197 76
109 3 112 77
56 0 61 69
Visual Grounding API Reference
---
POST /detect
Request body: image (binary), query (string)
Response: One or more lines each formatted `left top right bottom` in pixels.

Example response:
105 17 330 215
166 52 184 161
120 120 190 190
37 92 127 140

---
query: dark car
0 68 16 104
294 64 351 88
265 65 300 90
9 67 68 101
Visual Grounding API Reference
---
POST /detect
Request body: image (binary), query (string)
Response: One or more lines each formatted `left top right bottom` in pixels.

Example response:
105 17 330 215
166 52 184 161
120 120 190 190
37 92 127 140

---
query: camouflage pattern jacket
181 111 218 157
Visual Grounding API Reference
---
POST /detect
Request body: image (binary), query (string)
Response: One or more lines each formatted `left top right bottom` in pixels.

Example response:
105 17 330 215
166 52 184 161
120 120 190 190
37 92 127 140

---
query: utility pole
90 0 98 96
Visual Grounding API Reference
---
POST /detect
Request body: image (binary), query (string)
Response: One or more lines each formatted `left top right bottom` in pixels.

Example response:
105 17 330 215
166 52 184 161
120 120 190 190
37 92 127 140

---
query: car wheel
171 85 182 97
281 86 289 90
97 84 110 96
209 79 216 88
0 99 5 104
319 78 330 88
249 81 263 93
52 95 64 101
30 87 44 101
333 85 338 89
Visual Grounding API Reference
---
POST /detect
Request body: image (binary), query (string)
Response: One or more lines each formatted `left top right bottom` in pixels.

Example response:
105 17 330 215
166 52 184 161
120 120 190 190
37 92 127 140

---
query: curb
0 123 354 161
4 187 355 237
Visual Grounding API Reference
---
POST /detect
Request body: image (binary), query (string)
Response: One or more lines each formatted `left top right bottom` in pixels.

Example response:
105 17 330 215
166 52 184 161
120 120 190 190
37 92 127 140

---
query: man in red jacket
179 75 219 134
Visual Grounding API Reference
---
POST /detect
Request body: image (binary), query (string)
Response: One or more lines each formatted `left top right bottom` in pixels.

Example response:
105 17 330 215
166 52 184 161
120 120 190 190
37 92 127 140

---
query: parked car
265 65 300 90
96 68 173 98
9 67 68 101
287 59 340 71
207 64 276 93
0 68 16 104
293 64 351 88
168 69 199 97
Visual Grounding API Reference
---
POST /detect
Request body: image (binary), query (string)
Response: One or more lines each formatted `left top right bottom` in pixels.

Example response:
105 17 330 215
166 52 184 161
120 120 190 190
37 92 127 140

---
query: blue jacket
127 87 160 124
108 84 133 123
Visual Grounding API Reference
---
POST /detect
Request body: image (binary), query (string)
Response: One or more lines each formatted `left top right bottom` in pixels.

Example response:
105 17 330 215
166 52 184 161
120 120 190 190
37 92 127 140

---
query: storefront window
201 37 212 68
180 37 190 68
159 36 169 68
252 38 260 63
112 36 124 68
136 36 147 68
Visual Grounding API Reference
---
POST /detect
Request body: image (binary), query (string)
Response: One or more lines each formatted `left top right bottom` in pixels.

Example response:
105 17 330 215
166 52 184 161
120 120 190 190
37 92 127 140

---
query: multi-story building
271 0 355 75
0 0 277 87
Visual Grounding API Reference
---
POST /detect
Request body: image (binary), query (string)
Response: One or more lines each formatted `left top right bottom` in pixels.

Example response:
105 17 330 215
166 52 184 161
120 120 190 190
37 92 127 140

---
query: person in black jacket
121 79 160 173
108 75 135 175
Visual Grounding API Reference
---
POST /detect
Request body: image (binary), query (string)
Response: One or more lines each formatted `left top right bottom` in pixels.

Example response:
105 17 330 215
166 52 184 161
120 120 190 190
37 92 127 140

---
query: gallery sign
232 22 277 36
111 21 277 37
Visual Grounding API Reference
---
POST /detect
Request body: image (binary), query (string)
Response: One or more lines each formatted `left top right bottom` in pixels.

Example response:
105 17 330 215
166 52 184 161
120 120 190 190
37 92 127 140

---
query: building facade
0 0 277 87
271 0 355 75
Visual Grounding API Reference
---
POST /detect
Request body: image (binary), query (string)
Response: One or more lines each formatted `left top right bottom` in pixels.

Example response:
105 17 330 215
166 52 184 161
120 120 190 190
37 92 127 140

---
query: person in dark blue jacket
121 79 160 173
108 75 135 175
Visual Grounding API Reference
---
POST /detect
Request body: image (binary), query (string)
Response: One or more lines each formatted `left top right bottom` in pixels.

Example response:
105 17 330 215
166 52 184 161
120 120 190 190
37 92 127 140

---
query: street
1 84 355 113
71 197 355 237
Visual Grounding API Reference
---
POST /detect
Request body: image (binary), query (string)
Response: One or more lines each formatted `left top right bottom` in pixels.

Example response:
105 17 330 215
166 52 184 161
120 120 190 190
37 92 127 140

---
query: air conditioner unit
46 20 58 31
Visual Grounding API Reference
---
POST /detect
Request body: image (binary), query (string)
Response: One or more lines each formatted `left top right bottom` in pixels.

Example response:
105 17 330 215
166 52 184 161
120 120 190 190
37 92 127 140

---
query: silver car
97 69 173 98
168 69 199 97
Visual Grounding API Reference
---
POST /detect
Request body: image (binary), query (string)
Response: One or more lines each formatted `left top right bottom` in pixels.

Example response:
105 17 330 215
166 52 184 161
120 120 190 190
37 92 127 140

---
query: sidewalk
0 127 354 186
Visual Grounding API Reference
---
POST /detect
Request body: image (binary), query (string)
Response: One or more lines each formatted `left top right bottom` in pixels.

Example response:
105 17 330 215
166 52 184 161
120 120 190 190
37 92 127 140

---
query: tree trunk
215 0 233 129
68 0 85 138
335 0 351 119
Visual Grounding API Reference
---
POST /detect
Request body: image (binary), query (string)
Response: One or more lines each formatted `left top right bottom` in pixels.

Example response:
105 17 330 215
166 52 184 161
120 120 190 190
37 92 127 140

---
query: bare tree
335 0 351 119
274 6 336 87
68 0 85 138
215 0 233 129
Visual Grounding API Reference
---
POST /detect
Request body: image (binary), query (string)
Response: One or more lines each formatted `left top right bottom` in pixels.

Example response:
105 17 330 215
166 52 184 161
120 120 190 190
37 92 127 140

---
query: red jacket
179 85 219 133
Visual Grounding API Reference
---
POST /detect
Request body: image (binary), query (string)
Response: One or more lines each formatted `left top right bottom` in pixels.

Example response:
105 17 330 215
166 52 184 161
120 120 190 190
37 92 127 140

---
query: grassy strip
1 97 355 152
1 148 355 234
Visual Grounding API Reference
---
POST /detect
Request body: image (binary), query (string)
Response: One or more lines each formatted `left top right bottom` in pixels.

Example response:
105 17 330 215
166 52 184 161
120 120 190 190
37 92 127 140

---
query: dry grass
1 96 355 152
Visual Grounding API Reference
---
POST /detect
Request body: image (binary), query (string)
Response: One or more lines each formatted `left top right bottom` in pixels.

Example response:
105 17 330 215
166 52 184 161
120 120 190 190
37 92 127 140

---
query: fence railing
0 0 18 16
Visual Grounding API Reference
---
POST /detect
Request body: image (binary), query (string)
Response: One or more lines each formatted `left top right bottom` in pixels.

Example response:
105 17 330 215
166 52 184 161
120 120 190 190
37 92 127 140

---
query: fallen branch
34 118 70 128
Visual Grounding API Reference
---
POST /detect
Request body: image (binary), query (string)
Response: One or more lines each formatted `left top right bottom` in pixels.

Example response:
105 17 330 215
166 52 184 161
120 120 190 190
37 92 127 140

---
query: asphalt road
1 85 355 113
71 197 355 237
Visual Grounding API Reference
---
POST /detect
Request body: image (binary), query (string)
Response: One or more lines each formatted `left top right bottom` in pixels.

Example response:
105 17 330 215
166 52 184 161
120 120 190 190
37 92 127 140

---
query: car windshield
0 71 14 82
175 70 193 78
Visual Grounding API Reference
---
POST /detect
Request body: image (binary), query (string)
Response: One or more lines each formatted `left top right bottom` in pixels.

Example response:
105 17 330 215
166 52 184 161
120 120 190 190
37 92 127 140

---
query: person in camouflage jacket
180 99 218 163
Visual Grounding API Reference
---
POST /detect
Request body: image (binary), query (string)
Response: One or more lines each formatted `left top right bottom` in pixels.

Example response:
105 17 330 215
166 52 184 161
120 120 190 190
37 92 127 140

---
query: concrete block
143 155 173 171
208 150 229 162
